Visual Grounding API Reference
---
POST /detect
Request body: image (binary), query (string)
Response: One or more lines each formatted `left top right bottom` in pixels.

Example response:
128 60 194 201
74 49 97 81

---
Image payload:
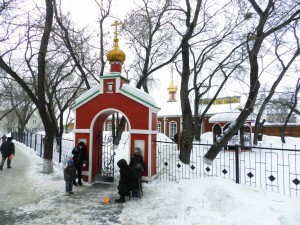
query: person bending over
115 159 139 203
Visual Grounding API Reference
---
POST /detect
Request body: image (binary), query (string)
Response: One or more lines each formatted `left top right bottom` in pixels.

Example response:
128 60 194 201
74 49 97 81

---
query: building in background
0 110 43 134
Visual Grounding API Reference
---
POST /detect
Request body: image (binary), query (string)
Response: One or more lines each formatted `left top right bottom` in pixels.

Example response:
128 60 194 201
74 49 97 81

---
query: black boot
78 181 82 186
115 195 125 203
73 181 78 186
0 165 2 170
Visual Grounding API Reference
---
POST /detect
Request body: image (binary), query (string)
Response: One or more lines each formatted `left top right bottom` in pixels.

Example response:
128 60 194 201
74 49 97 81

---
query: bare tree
53 0 102 89
122 0 179 91
170 0 203 164
113 0 180 145
204 0 300 162
9 83 36 132
44 53 85 141
0 0 56 173
95 0 112 77
280 78 300 143
253 24 300 144
0 75 27 125
170 0 249 144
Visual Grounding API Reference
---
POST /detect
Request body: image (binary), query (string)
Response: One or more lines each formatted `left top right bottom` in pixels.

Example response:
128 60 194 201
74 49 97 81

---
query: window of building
169 121 177 138
157 122 161 133
107 83 113 93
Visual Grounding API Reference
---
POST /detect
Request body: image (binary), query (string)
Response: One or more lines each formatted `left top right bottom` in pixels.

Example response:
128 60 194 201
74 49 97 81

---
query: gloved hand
83 163 86 167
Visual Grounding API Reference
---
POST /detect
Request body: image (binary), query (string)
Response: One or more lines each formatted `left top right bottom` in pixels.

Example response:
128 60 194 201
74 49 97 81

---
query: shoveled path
0 143 126 225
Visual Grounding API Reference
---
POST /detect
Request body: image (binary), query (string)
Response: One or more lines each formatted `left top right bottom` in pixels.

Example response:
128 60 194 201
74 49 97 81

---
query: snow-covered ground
0 134 300 225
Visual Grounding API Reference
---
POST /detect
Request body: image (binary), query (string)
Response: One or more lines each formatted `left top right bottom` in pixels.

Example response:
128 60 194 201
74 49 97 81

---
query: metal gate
96 133 115 184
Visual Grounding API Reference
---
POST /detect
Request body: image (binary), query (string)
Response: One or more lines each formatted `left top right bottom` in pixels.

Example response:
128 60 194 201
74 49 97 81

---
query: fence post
40 135 43 157
59 137 62 163
30 133 32 148
35 134 37 151
235 144 240 184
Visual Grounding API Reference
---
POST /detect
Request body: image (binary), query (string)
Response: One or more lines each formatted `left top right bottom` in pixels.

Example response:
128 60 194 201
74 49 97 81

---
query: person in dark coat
2 134 7 143
174 131 181 150
64 159 76 196
0 137 15 170
72 142 88 186
115 159 139 203
129 147 146 178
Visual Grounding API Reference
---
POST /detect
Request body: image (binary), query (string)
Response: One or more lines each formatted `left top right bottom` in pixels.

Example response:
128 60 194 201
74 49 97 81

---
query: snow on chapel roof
71 85 100 109
119 83 160 111
157 101 182 117
71 83 160 112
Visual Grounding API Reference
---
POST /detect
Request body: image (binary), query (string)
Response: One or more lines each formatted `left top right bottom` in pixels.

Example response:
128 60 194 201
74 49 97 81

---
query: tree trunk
42 128 54 174
114 117 127 145
37 0 54 174
179 40 193 164
281 78 300 143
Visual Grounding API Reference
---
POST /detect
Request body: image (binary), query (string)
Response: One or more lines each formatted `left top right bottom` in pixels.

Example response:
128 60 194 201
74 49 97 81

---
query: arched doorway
209 110 254 151
90 109 131 183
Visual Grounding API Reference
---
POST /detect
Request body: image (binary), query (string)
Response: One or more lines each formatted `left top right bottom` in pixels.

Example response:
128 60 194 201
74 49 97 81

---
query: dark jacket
64 164 76 182
129 154 146 177
117 159 139 196
0 139 15 158
174 132 181 143
72 144 88 167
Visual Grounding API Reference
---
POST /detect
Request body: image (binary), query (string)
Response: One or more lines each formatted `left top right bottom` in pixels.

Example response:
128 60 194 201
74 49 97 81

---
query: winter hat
134 147 140 155
67 159 74 165
117 159 127 168
78 142 85 147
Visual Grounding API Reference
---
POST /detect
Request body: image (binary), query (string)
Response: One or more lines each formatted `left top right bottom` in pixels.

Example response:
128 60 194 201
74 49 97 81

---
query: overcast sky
61 0 299 108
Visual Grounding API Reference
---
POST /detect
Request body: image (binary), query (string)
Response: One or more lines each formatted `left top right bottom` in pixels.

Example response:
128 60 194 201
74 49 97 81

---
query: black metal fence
155 140 300 197
11 132 74 165
11 132 300 197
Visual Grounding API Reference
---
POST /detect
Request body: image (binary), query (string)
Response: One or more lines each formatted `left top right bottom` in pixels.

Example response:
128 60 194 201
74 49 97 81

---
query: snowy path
0 145 45 210
0 143 127 225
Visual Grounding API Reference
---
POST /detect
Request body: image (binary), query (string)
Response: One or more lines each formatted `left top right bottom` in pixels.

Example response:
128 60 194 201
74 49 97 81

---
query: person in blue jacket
64 159 76 196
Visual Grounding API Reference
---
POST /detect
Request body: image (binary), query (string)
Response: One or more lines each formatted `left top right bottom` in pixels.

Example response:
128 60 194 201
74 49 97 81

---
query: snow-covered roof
119 84 160 110
71 82 160 112
157 101 243 118
157 101 182 117
200 103 242 115
71 85 100 109
209 109 255 123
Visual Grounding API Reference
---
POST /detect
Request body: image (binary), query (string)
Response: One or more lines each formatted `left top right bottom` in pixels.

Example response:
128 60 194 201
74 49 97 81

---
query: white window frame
169 121 177 138
157 121 161 133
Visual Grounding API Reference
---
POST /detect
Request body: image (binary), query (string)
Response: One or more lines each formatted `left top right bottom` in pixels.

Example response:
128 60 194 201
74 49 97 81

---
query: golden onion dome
106 20 126 63
167 79 177 93
106 38 126 63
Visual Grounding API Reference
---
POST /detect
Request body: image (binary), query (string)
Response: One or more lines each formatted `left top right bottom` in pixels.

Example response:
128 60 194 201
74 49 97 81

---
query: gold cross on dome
111 20 122 39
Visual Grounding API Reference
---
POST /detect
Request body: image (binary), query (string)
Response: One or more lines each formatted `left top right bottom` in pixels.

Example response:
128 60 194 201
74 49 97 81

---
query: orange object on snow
103 197 110 204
